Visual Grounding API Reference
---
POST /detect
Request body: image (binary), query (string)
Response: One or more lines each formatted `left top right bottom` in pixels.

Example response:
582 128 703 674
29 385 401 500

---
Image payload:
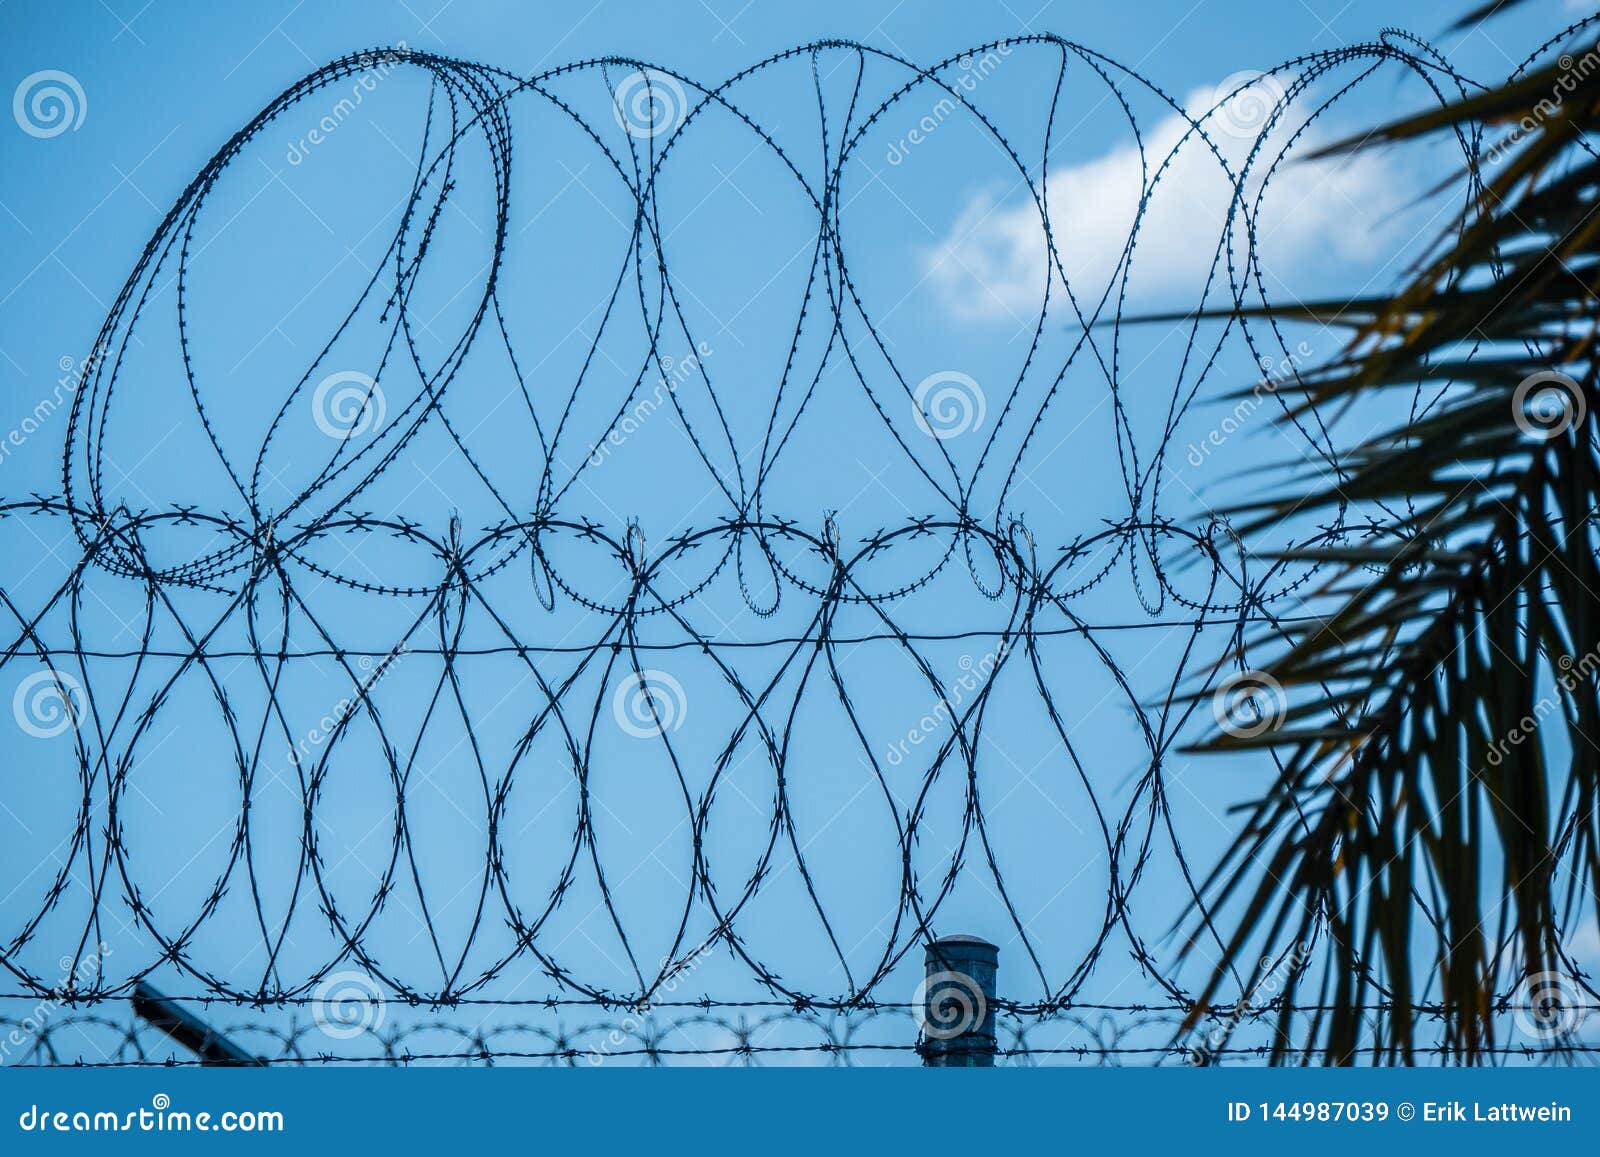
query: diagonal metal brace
132 981 264 1066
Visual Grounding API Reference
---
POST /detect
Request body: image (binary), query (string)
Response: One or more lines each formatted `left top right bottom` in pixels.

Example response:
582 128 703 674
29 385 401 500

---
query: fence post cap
919 935 999 1067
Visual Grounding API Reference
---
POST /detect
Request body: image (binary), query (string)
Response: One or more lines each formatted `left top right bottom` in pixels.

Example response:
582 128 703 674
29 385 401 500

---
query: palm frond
1191 37 1600 1063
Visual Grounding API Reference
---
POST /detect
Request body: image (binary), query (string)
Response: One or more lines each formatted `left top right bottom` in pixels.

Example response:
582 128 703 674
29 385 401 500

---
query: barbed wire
4 1004 1595 1067
4 26 1598 1065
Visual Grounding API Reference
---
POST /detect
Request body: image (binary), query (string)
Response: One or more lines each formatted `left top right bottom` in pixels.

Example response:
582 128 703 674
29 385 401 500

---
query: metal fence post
918 934 998 1067
132 981 262 1065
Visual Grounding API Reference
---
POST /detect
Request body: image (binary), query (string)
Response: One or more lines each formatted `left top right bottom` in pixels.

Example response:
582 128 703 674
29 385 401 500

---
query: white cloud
923 77 1413 322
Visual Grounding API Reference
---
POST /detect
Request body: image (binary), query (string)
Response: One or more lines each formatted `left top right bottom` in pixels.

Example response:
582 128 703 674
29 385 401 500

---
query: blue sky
2 0 1596 1064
